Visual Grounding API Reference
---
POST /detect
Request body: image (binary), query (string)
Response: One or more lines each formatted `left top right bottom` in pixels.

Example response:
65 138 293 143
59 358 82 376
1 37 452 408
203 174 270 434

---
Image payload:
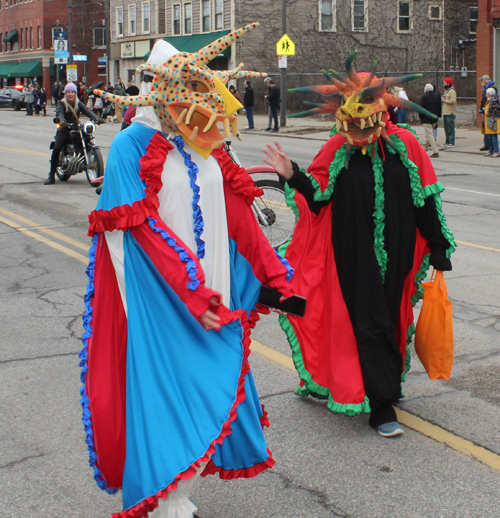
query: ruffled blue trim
147 217 200 291
79 233 117 494
274 248 294 281
171 135 205 259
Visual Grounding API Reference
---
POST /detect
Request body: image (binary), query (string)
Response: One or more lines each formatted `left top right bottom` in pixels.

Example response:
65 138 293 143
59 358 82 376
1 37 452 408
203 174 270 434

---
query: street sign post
276 32 296 127
66 64 78 83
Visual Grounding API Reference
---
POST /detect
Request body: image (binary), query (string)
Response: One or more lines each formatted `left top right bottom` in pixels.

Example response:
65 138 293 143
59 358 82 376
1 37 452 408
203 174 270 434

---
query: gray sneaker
377 421 403 437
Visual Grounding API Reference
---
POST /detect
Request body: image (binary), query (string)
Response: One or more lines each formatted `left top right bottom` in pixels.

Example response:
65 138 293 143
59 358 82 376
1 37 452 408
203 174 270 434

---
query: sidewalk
245 114 487 156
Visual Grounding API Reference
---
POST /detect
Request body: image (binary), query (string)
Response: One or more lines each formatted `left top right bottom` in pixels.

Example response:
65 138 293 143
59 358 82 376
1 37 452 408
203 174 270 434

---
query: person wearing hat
44 83 101 185
263 76 273 130
419 83 441 158
479 75 498 151
441 77 457 147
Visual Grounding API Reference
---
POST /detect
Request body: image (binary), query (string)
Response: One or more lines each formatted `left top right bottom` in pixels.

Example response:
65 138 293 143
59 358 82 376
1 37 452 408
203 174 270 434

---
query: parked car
0 88 26 110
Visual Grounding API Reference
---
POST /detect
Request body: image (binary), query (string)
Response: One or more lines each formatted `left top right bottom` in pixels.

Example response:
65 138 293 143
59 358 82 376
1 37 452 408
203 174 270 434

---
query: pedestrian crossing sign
276 34 295 56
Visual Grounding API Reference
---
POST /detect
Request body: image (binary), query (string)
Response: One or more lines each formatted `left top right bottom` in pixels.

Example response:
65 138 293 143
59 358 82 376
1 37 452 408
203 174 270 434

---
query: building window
184 3 192 34
202 0 210 32
29 26 33 48
173 4 181 34
428 5 441 20
38 25 41 48
352 0 367 31
0 34 3 53
319 0 335 31
214 0 223 30
469 6 478 34
116 6 124 37
142 1 150 34
398 1 412 32
20 27 24 50
129 4 136 35
93 27 106 47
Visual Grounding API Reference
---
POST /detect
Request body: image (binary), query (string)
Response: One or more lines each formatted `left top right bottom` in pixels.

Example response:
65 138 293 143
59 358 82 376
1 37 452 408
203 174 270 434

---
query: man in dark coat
419 83 442 158
243 79 254 130
265 80 280 132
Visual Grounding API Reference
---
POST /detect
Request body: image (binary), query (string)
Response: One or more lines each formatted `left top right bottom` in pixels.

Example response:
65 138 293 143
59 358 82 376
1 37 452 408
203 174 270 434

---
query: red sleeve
130 215 221 320
223 180 294 298
306 134 345 190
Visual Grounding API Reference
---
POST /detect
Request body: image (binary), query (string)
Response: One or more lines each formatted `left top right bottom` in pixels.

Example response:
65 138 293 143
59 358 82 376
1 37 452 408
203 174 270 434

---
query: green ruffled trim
280 314 371 415
396 122 418 137
411 253 430 307
370 143 388 282
432 193 457 259
422 181 445 197
300 144 347 202
386 135 425 208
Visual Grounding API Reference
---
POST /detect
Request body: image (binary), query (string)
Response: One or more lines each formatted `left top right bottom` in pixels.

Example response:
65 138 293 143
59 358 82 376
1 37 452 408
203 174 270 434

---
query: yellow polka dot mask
94 23 266 151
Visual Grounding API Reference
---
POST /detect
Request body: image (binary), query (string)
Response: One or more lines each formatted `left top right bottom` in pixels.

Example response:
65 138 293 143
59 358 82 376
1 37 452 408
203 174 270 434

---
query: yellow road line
0 207 89 251
0 215 88 264
0 146 51 158
456 240 500 254
251 338 500 473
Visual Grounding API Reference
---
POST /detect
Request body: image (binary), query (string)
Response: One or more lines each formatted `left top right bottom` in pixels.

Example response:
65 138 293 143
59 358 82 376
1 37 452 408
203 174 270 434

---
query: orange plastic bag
414 270 454 380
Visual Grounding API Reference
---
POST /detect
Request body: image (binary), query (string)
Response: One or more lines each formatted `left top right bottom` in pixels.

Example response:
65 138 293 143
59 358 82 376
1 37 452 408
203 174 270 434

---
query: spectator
264 76 273 131
483 87 500 157
419 83 441 158
57 82 65 101
395 86 409 124
126 81 140 96
441 77 457 147
33 85 42 116
113 82 127 122
23 86 34 116
478 74 497 151
228 84 242 103
120 105 137 131
52 81 59 106
243 79 255 130
39 87 47 116
265 79 280 132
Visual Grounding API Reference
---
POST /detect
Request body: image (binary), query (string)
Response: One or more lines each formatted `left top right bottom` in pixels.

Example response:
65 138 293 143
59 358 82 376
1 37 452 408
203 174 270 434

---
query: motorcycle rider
44 83 101 185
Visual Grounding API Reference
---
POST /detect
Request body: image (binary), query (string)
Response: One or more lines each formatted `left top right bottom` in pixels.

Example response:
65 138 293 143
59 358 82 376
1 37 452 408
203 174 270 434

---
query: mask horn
95 89 156 107
136 64 173 81
194 23 260 66
345 50 361 85
385 74 422 88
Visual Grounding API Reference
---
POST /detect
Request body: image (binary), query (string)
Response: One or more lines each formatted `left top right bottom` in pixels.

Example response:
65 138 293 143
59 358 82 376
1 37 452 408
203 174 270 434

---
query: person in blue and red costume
80 23 294 518
263 52 455 438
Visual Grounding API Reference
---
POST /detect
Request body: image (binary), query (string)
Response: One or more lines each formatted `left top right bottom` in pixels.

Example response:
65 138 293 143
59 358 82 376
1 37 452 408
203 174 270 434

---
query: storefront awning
143 31 231 61
2 30 18 43
0 60 42 78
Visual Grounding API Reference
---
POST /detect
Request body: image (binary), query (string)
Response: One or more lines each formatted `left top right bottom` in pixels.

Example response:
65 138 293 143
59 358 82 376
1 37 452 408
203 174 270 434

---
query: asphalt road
1 108 500 518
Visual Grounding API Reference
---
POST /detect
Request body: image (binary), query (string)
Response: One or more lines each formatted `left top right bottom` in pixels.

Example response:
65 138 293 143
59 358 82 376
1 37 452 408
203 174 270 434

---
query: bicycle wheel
253 179 297 250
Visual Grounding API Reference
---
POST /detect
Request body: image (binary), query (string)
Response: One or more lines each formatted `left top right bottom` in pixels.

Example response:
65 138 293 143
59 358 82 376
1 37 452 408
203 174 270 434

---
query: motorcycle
50 119 104 186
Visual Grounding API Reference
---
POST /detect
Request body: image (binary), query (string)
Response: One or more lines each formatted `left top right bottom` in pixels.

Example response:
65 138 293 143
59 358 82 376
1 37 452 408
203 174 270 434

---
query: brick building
107 0 478 112
476 0 500 109
0 0 106 89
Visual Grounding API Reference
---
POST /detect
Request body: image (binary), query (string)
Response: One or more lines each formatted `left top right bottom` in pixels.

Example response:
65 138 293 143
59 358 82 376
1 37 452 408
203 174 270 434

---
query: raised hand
263 140 294 180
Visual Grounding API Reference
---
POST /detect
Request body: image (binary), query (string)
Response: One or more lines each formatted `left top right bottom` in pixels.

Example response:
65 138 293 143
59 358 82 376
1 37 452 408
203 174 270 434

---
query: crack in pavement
0 452 45 469
0 351 78 365
265 470 352 517
260 389 295 400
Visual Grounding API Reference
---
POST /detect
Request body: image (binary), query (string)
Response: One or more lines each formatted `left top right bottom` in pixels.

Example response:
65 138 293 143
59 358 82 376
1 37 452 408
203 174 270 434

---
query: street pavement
1 107 500 518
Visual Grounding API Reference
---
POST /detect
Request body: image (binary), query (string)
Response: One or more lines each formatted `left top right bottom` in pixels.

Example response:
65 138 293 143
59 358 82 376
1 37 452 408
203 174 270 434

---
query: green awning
143 31 231 61
2 30 18 43
0 60 42 78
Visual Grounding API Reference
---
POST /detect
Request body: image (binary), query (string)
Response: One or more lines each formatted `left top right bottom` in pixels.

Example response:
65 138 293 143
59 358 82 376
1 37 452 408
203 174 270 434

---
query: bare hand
263 141 294 180
200 296 221 331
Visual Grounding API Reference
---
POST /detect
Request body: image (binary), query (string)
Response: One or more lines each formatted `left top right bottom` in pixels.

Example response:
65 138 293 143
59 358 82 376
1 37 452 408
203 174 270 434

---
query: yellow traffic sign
276 34 295 56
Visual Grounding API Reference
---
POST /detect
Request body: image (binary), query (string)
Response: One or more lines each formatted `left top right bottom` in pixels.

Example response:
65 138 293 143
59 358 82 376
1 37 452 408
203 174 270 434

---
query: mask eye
186 80 209 93
360 95 375 104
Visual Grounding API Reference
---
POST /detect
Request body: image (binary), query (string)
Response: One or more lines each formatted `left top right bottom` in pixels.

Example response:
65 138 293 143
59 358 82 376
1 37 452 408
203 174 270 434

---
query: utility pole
68 0 73 65
280 0 287 127
105 0 110 85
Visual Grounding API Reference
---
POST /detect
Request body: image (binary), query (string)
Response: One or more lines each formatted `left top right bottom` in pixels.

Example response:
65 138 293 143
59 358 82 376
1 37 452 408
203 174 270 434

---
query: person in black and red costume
263 52 456 438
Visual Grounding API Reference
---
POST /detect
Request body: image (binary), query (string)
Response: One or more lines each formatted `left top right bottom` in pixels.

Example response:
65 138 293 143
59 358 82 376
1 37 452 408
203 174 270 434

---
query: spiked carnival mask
94 23 266 155
289 51 437 154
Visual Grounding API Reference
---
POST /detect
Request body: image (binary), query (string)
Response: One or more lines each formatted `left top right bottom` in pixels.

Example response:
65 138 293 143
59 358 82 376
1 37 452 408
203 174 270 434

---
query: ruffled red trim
88 132 173 236
112 304 271 518
201 448 275 481
212 145 264 205
260 405 270 428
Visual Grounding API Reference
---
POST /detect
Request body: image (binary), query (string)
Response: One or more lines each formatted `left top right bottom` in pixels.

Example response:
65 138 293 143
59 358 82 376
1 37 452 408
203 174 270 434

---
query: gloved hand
95 117 105 125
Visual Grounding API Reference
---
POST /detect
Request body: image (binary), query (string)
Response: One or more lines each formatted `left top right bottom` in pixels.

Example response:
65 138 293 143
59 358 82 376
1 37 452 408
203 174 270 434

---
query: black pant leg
50 130 71 174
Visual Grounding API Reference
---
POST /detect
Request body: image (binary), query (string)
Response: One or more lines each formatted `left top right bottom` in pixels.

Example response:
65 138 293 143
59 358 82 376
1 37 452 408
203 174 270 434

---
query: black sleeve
415 196 452 271
78 101 98 120
418 95 426 120
55 101 68 122
286 162 330 216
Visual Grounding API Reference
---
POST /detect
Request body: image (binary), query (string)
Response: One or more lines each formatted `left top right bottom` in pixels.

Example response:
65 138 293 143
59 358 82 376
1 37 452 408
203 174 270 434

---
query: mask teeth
223 118 231 137
376 127 382 137
336 119 342 132
343 120 348 132
345 133 354 145
185 104 197 125
359 118 365 130
368 116 374 127
190 126 199 141
210 139 224 150
203 113 217 133
231 118 239 136
368 134 374 144
176 108 188 125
